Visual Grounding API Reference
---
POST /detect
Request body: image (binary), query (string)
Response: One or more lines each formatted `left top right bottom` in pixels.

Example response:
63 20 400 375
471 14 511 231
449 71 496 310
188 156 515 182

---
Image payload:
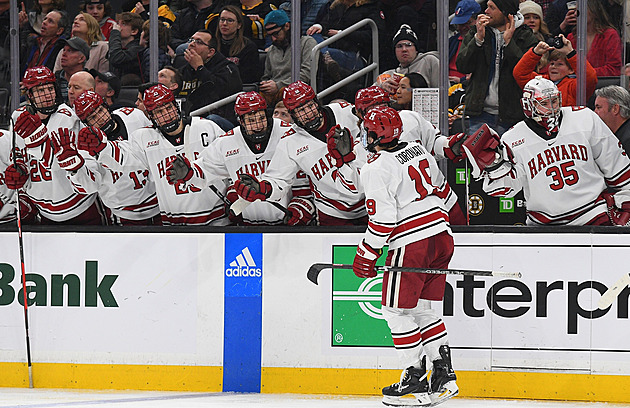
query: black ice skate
382 356 431 407
429 345 458 406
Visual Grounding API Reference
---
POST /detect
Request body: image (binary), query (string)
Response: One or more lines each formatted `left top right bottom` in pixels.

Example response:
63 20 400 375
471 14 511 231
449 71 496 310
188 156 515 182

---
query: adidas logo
225 247 262 277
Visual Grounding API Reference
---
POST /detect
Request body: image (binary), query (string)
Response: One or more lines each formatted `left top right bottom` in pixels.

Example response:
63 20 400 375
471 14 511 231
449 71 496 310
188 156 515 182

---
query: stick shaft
598 273 630 309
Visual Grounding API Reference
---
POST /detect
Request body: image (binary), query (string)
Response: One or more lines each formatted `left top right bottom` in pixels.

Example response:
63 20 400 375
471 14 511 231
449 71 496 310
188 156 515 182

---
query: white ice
0 389 627 408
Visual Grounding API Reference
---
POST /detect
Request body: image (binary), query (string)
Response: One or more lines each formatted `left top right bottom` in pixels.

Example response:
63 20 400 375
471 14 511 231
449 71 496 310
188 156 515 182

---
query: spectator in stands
134 81 157 117
455 0 538 134
55 36 90 102
240 0 277 50
108 12 144 84
21 10 68 75
545 0 577 38
259 10 317 104
278 0 328 35
513 35 598 106
20 0 65 38
567 0 622 77
89 69 126 108
139 20 173 80
81 0 116 40
170 0 229 52
129 0 177 27
595 85 630 155
519 1 551 74
54 12 109 73
67 70 95 106
158 66 183 97
449 0 481 84
180 29 242 127
215 5 263 84
376 24 439 93
392 72 428 111
272 100 292 122
305 0 383 73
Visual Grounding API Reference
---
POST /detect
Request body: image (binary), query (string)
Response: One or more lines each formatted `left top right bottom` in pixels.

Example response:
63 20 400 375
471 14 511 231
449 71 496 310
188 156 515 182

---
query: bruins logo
468 194 484 216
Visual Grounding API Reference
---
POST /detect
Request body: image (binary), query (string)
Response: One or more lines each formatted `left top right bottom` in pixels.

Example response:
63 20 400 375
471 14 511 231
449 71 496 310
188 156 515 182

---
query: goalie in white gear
464 77 630 226
353 106 458 407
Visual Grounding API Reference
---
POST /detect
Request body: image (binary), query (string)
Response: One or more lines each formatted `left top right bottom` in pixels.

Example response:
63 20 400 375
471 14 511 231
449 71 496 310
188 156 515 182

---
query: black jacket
108 30 144 81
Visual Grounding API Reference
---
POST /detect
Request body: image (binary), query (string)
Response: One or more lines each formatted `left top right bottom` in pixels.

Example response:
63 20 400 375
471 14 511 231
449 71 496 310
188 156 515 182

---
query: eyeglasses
219 17 237 24
395 42 415 49
266 26 282 37
188 37 211 47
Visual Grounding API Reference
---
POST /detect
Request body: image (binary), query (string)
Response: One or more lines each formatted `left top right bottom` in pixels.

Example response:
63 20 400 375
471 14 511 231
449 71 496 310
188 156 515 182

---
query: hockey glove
285 197 315 225
234 173 272 202
461 124 514 179
603 192 630 226
77 126 108 156
225 184 243 224
353 240 382 278
166 155 193 185
326 125 356 167
4 162 29 189
51 127 84 172
443 132 467 162
15 110 48 149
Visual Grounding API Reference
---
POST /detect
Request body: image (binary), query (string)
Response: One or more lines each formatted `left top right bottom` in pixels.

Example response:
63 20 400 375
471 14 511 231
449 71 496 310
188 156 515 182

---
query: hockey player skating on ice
463 77 630 226
352 106 457 407
165 91 314 225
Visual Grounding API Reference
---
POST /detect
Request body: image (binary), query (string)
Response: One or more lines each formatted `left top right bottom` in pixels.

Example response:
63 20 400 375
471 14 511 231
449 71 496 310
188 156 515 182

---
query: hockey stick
11 118 34 388
307 263 521 285
598 272 630 309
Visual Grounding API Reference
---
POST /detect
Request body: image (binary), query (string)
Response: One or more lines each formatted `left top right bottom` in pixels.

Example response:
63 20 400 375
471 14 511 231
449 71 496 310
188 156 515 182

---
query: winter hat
392 24 419 50
451 0 482 25
491 0 519 16
264 10 290 28
519 1 543 20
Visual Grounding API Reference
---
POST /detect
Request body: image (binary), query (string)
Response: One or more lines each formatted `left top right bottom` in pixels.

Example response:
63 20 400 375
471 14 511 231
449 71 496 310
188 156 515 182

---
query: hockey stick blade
307 263 521 285
598 272 630 309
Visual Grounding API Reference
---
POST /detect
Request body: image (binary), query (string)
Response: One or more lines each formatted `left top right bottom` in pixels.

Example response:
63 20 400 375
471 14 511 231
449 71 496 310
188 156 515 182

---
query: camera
546 36 564 49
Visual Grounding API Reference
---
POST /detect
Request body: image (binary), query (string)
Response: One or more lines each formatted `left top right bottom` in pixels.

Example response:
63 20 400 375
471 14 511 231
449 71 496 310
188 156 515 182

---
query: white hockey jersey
0 130 17 223
264 102 367 219
69 107 159 222
98 117 229 225
483 107 630 225
361 140 450 251
10 104 97 222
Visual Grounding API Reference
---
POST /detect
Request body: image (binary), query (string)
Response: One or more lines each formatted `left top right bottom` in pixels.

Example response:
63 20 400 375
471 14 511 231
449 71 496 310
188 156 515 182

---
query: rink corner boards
2 363 629 404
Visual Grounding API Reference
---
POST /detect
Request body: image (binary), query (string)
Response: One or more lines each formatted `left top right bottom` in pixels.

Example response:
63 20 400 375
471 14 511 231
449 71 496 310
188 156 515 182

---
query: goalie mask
235 92 272 143
361 106 402 152
283 81 323 131
354 86 391 118
143 83 181 135
521 77 562 134
74 90 116 135
22 67 63 115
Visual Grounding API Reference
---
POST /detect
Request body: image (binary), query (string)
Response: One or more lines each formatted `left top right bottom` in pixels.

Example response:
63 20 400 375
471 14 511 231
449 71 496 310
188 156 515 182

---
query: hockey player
234 81 368 226
69 90 161 225
353 106 457 407
165 91 314 226
463 77 630 226
6 66 105 225
0 130 37 224
80 83 229 225
354 86 467 225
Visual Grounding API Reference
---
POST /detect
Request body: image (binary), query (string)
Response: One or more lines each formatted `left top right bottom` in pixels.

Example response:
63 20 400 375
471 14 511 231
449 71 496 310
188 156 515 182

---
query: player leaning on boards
462 77 630 226
353 106 457 407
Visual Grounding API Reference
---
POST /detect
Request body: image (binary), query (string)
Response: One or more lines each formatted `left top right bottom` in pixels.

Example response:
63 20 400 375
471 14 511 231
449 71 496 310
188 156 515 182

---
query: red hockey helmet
361 106 402 151
143 83 175 111
22 66 56 90
74 90 104 121
235 91 267 116
355 86 391 116
282 81 316 111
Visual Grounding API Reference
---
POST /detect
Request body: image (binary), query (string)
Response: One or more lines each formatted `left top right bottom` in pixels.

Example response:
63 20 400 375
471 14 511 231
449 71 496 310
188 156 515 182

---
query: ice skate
429 345 458 406
382 357 431 407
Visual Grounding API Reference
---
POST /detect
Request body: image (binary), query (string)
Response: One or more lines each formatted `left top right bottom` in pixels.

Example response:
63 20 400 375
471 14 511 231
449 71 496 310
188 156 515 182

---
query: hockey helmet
521 76 562 134
282 81 317 111
235 91 267 116
361 106 403 152
22 66 56 89
283 81 322 131
143 83 180 134
355 86 391 117
22 66 63 115
235 92 271 144
74 90 116 135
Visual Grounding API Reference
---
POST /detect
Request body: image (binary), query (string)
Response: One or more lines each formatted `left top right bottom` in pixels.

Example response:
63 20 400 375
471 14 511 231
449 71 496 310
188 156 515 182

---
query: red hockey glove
326 125 356 167
51 127 84 172
225 184 243 224
285 197 315 225
234 173 272 202
461 124 514 179
15 110 48 148
166 155 193 185
4 162 29 189
443 132 467 162
353 240 382 278
603 192 630 226
77 126 107 156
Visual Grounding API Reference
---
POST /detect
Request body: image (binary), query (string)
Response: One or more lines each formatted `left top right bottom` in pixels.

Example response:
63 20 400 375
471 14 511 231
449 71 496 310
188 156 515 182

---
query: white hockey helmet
521 76 562 133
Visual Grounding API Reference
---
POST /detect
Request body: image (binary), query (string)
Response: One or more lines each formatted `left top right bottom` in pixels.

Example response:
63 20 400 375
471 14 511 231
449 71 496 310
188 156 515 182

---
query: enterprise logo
225 247 262 277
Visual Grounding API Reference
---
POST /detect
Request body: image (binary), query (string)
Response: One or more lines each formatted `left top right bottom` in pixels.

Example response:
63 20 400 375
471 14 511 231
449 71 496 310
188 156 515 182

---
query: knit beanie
392 24 419 50
519 0 543 20
491 0 519 16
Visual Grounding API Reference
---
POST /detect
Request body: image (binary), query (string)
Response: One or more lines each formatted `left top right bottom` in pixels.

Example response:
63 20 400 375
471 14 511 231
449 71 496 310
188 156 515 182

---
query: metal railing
310 18 379 99
190 92 244 117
